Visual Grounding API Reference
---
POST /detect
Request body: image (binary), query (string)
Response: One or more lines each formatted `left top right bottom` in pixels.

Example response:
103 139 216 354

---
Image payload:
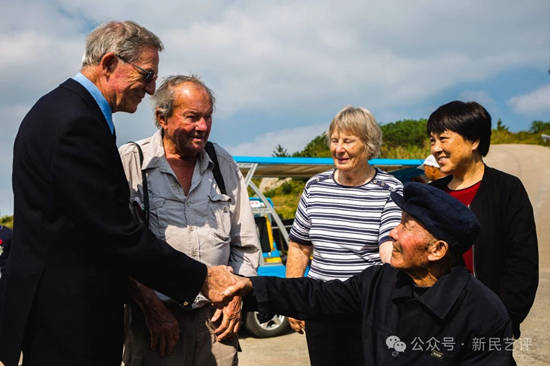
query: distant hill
275 119 550 159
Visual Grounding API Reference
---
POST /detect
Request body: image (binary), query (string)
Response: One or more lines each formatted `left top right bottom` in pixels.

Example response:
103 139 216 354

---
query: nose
389 224 400 241
333 141 346 154
195 117 208 131
144 80 156 95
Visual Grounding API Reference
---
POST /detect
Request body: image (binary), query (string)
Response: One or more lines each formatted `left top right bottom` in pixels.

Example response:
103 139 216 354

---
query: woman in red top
427 101 538 340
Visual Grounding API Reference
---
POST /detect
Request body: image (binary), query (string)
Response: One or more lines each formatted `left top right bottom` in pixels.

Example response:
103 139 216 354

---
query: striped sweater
289 168 403 281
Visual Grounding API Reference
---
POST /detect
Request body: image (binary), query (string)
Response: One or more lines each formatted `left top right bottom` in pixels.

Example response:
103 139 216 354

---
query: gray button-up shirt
119 130 261 305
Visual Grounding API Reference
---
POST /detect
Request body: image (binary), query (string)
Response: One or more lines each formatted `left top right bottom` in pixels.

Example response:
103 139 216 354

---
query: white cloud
0 103 29 217
1 1 548 122
0 0 549 214
508 84 550 115
226 123 327 156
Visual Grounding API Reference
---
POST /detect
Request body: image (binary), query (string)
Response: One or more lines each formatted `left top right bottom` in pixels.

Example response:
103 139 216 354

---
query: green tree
380 119 428 148
0 215 13 229
529 120 550 134
293 134 331 157
272 144 290 157
496 119 509 132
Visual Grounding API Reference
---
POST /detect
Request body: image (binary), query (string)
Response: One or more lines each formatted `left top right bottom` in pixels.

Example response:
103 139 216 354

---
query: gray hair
82 21 163 66
151 75 216 128
327 106 382 159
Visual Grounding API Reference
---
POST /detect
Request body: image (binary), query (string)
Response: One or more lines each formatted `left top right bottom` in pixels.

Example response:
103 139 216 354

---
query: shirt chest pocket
147 197 168 240
205 192 232 243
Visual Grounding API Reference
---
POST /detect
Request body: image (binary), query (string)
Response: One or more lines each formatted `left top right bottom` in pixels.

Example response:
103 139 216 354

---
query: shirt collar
141 130 166 171
391 266 470 320
198 144 213 174
141 129 213 173
71 72 114 135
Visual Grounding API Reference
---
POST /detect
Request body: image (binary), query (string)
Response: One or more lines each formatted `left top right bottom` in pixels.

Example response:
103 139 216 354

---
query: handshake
201 265 254 307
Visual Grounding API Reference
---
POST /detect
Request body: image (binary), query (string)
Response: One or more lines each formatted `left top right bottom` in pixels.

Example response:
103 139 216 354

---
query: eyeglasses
116 55 157 83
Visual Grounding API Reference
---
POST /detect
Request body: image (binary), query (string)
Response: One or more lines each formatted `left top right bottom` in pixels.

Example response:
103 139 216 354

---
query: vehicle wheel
244 311 289 338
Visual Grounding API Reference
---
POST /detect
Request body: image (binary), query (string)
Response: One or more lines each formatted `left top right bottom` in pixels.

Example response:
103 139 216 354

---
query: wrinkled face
109 46 159 113
160 82 213 158
429 130 479 176
389 213 433 271
329 128 368 173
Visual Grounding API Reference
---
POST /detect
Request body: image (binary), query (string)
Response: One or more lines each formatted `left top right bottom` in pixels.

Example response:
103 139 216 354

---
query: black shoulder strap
205 141 227 195
130 142 149 227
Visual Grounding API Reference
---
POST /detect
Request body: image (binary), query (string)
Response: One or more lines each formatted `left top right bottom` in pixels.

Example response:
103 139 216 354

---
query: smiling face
108 46 159 113
159 82 213 158
329 128 369 174
429 130 480 176
389 213 435 271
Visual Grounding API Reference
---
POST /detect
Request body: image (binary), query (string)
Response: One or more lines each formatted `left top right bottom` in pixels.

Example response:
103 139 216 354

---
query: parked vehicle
242 197 292 338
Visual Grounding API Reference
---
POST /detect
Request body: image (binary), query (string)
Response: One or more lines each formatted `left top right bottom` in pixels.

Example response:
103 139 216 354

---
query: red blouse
445 182 481 273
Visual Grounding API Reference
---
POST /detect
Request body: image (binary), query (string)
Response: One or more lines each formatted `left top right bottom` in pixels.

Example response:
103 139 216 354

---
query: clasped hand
201 265 253 307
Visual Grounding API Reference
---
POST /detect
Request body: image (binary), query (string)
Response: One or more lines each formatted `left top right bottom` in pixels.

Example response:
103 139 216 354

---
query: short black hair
427 101 492 157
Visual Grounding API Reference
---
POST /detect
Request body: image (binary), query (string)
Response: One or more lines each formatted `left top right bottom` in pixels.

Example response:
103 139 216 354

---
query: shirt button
183 301 189 306
189 226 194 232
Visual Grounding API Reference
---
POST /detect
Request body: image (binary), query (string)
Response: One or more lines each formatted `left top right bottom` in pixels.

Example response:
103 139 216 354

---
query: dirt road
484 144 550 365
239 144 550 366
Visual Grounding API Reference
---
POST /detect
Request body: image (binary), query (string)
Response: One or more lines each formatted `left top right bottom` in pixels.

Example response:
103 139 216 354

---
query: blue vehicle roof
234 156 423 178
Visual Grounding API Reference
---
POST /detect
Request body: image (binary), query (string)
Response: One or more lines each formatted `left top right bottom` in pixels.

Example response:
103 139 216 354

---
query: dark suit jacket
0 79 207 366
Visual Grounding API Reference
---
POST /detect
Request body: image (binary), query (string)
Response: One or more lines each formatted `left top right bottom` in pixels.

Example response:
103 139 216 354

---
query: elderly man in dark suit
237 183 515 365
0 21 241 366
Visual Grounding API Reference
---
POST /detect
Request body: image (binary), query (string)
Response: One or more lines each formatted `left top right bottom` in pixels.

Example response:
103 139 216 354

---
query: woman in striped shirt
285 106 403 366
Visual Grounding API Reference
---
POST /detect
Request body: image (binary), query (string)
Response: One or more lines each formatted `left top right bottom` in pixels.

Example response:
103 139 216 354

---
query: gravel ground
484 145 550 365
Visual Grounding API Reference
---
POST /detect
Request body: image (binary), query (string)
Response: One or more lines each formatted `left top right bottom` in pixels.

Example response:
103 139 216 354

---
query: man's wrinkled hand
202 266 243 307
143 301 180 357
211 295 242 341
288 317 305 334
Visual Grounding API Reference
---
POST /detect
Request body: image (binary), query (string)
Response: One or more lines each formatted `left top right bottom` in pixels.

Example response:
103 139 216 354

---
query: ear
155 109 167 128
427 240 448 262
99 52 118 75
470 139 480 152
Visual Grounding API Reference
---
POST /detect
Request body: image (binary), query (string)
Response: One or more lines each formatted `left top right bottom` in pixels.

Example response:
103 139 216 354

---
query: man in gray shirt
119 75 261 366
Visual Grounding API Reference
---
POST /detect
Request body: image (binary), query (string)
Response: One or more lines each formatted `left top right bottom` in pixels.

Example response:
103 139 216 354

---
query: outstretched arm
236 272 364 321
285 241 313 334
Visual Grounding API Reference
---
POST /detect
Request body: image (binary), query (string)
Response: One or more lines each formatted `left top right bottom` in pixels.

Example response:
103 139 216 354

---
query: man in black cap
236 182 514 365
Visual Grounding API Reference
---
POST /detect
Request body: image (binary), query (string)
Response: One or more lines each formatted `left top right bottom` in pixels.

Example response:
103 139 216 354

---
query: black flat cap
390 182 480 254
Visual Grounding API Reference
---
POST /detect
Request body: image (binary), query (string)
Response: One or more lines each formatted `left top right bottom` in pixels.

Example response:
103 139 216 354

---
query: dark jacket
431 166 538 337
0 79 207 366
249 265 513 365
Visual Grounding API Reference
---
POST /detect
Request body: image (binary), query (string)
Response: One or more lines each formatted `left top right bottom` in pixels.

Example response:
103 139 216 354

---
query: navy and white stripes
289 169 403 281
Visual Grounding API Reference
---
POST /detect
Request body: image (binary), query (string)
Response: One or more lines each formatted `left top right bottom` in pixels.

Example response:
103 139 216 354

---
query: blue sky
0 0 549 216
